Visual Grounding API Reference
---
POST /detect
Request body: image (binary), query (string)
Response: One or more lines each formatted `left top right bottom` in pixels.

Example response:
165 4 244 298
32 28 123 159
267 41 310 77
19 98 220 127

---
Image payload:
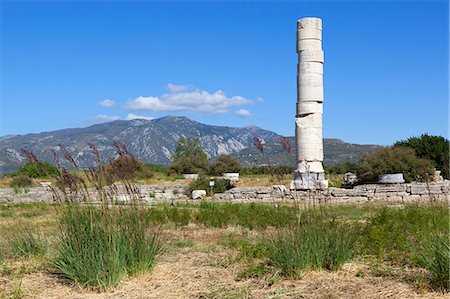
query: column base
290 171 328 190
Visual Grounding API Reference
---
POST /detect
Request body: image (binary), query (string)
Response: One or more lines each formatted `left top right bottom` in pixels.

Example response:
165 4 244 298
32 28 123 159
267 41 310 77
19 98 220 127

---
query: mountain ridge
0 116 381 174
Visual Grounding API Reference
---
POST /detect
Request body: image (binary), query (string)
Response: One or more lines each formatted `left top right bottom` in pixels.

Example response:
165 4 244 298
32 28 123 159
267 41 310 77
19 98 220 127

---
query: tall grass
54 204 161 288
45 142 162 289
359 204 449 291
414 230 449 292
268 215 357 277
10 230 47 257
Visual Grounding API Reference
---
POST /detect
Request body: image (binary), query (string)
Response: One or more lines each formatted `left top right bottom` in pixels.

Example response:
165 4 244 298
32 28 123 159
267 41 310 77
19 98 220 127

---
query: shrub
10 230 47 257
53 204 161 289
357 147 434 183
9 175 33 188
395 134 449 179
170 137 209 174
209 155 241 176
325 162 359 175
268 218 357 277
16 161 59 178
186 176 234 196
106 156 153 181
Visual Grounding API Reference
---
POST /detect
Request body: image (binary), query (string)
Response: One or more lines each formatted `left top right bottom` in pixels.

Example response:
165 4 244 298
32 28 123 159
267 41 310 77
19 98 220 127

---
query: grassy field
0 201 448 298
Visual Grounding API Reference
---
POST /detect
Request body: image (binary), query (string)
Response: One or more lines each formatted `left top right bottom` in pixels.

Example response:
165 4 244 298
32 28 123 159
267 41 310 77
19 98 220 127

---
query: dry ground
1 219 447 299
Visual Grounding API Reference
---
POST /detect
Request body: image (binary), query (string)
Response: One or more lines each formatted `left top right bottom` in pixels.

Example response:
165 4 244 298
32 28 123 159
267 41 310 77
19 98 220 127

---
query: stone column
292 17 328 190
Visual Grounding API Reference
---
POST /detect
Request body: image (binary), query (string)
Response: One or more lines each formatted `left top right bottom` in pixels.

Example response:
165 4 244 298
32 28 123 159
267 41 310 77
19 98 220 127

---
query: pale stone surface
192 190 207 200
294 17 327 190
298 50 324 63
298 102 323 114
222 173 239 179
182 174 199 179
378 173 405 184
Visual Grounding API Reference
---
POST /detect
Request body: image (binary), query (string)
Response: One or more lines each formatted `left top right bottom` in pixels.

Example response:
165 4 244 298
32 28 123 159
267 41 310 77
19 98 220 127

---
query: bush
53 204 161 289
357 147 434 183
9 175 33 188
170 137 209 174
106 156 153 181
325 162 359 175
186 176 234 197
209 155 241 176
16 161 59 178
395 134 449 179
268 218 357 277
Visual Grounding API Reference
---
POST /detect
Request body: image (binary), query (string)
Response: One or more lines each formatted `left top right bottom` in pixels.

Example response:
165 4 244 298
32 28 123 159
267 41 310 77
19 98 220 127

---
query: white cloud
88 114 120 124
167 83 191 92
98 99 116 107
125 113 155 121
124 85 253 114
234 109 252 117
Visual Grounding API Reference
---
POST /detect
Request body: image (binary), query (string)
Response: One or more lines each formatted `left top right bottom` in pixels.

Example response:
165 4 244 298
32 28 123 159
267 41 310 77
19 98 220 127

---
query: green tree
209 155 241 176
170 137 209 174
394 134 449 179
357 147 434 183
16 161 59 178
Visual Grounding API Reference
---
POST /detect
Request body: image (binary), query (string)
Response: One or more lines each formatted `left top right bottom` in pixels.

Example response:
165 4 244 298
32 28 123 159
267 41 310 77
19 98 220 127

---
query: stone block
298 62 323 74
298 50 324 63
192 190 206 200
297 102 323 114
378 174 404 184
296 114 322 128
375 185 407 193
296 161 324 173
297 28 322 40
297 39 322 51
271 185 287 198
297 18 322 30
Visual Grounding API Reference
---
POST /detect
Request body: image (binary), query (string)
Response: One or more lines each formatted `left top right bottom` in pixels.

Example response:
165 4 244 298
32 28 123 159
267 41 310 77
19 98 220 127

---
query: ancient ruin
293 17 328 190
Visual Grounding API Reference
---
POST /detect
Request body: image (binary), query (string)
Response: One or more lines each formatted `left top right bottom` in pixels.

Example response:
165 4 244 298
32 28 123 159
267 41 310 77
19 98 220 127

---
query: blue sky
1 1 448 145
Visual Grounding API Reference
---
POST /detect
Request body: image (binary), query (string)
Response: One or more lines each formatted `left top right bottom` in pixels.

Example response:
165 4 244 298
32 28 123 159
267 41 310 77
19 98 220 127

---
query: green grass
414 230 449 292
268 217 357 277
358 204 449 291
53 203 161 289
10 230 47 257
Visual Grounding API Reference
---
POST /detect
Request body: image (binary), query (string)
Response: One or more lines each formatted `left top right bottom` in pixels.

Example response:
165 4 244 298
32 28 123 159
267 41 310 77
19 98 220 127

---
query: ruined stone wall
212 181 450 204
0 185 189 204
0 181 448 205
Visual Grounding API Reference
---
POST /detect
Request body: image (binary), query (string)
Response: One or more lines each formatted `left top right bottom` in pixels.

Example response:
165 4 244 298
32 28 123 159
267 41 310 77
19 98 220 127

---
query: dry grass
1 221 447 299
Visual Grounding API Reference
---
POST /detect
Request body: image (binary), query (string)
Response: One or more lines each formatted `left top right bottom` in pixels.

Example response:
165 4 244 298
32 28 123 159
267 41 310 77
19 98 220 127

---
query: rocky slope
0 116 381 174
0 116 279 174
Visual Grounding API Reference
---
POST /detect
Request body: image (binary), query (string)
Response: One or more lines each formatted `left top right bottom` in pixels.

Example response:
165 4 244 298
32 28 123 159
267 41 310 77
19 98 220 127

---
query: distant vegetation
16 161 59 178
394 134 449 179
357 147 434 183
170 137 209 174
4 133 447 188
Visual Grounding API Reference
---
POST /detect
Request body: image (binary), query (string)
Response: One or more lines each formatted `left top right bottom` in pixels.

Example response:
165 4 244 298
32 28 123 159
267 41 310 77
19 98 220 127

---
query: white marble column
292 17 328 190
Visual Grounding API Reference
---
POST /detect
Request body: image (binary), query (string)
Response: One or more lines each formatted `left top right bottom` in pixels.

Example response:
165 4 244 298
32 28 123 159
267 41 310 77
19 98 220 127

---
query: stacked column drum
293 17 328 190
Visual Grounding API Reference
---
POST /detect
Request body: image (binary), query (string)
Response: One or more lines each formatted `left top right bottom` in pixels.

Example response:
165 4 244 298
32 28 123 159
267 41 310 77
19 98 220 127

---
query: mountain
0 116 279 174
0 116 382 174
232 137 382 167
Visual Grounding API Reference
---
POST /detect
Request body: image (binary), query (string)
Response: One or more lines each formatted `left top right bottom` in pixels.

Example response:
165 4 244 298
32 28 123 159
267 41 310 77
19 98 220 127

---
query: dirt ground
1 225 447 299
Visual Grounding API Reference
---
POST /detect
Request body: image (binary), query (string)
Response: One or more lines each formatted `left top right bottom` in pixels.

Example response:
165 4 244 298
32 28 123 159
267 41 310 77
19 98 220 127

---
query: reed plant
45 142 161 289
268 214 357 278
